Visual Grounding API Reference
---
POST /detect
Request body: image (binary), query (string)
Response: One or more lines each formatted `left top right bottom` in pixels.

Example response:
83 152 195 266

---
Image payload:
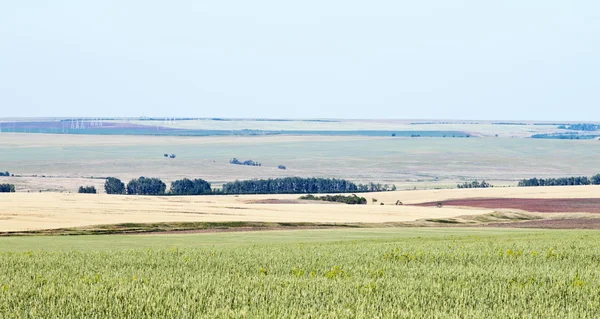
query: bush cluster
299 194 367 205
0 171 10 177
78 186 97 194
229 158 261 166
457 180 493 189
0 184 15 193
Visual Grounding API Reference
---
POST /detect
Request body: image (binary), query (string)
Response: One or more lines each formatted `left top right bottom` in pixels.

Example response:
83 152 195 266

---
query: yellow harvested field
2 185 599 232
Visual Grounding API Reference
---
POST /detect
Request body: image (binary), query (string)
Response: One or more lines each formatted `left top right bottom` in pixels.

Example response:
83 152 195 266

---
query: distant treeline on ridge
457 180 493 189
221 177 396 194
103 176 395 196
558 123 600 131
518 175 600 187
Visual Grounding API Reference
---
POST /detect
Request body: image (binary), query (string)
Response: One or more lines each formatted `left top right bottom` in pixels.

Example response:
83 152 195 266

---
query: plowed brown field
415 198 600 213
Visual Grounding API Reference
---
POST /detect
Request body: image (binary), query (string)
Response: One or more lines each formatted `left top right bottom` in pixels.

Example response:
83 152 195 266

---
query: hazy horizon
2 1 598 120
0 116 595 122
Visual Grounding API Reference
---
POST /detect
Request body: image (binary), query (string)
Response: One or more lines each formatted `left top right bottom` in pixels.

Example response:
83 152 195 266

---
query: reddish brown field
414 198 600 213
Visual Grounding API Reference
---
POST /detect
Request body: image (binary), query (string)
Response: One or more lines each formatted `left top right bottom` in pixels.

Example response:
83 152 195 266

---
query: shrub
230 158 261 166
299 194 367 205
78 186 97 194
457 180 493 189
0 184 15 192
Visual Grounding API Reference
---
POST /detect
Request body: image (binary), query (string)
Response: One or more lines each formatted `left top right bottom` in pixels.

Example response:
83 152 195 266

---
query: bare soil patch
414 198 600 213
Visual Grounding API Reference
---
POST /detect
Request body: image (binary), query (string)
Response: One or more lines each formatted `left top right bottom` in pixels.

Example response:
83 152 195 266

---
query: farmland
2 121 600 317
2 185 600 233
416 197 600 213
1 228 600 317
2 133 600 193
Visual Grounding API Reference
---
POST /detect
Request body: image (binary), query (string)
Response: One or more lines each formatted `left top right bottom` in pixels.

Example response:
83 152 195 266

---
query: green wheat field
1 228 599 318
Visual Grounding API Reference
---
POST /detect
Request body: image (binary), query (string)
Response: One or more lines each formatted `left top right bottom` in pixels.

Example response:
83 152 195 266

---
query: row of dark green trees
103 177 395 195
0 171 11 177
518 175 600 187
220 178 396 194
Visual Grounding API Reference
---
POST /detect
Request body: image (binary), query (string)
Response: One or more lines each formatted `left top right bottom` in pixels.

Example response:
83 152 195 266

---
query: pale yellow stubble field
2 185 599 232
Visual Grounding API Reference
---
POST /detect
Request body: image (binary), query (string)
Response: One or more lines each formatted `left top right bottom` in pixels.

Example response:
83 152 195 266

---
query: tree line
0 184 15 192
457 180 493 189
518 175 600 187
102 176 395 196
0 171 11 177
104 177 211 195
220 177 396 194
299 194 367 205
558 123 600 131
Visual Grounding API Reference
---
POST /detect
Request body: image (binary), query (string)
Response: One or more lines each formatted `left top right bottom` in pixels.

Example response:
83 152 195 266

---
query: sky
0 1 598 120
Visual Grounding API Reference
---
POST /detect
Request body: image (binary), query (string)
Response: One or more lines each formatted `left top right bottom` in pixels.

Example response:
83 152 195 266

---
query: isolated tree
105 177 125 194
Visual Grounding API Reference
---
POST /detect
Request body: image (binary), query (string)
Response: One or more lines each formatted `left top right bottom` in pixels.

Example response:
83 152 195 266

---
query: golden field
2 185 599 232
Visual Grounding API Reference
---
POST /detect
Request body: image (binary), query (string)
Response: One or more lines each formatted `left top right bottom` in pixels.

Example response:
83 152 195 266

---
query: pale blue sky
1 1 598 120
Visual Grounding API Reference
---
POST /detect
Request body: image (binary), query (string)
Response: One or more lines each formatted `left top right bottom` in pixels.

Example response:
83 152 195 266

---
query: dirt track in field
414 198 600 213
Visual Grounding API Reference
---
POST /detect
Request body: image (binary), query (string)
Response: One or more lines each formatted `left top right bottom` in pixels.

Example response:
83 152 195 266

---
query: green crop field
1 228 599 318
